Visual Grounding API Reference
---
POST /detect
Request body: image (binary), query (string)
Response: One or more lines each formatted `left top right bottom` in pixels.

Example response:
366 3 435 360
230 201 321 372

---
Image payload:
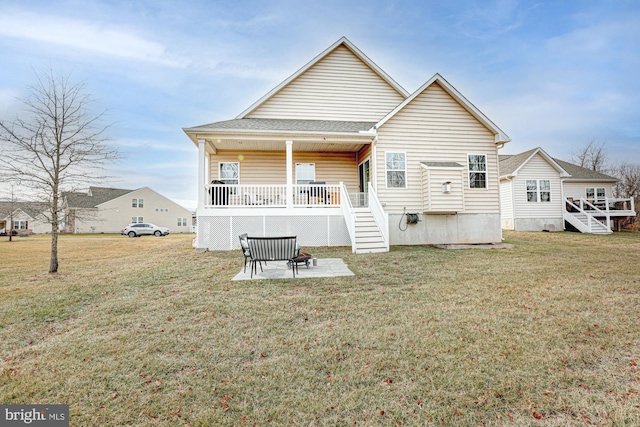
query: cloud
0 88 21 116
0 9 184 67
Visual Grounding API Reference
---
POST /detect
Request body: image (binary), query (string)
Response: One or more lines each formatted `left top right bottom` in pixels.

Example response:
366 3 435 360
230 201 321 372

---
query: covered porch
183 118 388 253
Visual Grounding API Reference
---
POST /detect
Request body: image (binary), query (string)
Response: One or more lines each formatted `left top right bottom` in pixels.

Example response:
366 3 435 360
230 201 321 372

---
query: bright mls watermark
1 405 69 426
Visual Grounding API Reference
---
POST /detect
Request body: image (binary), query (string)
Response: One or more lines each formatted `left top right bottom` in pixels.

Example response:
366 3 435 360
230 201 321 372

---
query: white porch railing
368 182 389 251
206 184 341 208
564 197 636 233
339 182 357 253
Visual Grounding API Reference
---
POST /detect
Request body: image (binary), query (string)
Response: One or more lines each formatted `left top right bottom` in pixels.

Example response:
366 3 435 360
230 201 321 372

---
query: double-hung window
586 187 605 201
526 180 551 202
219 162 239 185
132 198 144 208
385 152 406 188
468 154 487 189
296 163 315 184
13 220 27 230
177 217 187 227
131 216 143 224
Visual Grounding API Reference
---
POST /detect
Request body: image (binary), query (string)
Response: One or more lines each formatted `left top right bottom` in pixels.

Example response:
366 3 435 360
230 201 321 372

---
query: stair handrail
564 198 609 233
368 182 389 251
579 198 611 230
339 182 356 253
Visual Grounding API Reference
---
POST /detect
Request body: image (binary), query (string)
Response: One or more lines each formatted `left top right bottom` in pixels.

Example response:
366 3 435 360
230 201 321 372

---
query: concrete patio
232 258 354 281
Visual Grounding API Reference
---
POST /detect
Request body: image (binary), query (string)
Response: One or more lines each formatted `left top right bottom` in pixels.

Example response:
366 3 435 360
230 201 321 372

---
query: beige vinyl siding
375 83 499 214
247 46 406 122
209 151 359 193
513 154 563 219
562 181 614 200
422 167 464 212
73 187 192 233
499 178 514 227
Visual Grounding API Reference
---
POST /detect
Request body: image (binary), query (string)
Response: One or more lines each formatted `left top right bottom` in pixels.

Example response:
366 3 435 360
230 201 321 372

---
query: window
296 163 315 184
219 162 239 185
385 152 406 188
177 217 187 227
131 216 143 224
132 198 144 208
586 187 606 200
526 180 551 203
468 154 487 189
13 220 27 230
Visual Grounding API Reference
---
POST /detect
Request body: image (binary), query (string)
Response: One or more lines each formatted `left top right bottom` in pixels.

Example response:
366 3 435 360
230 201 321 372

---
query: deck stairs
354 208 387 253
564 210 611 234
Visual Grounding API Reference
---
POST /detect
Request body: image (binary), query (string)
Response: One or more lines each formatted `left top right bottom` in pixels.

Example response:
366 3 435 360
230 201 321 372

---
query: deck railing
368 183 389 251
339 182 357 253
206 184 342 207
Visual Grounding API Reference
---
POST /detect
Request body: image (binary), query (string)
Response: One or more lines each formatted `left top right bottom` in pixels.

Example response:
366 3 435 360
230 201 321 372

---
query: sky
1 0 639 210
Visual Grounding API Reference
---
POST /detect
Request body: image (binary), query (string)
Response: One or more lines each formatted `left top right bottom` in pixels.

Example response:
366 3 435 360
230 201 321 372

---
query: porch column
197 138 206 211
286 140 293 208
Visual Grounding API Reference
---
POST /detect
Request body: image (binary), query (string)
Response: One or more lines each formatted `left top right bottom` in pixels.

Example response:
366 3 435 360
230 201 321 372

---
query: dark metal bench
246 236 298 278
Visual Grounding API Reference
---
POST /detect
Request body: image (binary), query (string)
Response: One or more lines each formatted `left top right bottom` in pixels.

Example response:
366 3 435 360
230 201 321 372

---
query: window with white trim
13 220 27 230
219 162 239 185
296 163 315 185
586 187 606 200
385 152 406 188
132 198 144 208
131 216 143 224
468 154 487 189
177 217 187 227
526 179 551 202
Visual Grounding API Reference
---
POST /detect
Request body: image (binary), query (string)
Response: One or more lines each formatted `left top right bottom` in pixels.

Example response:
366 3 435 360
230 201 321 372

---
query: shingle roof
0 201 48 219
499 149 618 181
421 161 464 168
498 148 538 176
187 118 377 134
553 158 618 181
65 187 133 209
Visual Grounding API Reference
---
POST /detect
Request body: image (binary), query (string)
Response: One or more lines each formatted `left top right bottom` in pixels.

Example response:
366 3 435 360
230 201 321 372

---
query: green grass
1 231 639 426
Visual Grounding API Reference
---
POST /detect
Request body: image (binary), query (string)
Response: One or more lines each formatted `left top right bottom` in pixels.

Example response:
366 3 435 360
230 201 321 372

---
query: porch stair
354 208 387 254
564 211 612 234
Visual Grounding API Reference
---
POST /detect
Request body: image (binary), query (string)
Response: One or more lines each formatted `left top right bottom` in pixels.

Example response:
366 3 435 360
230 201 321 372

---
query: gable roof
375 73 510 144
499 148 618 182
499 147 570 178
65 187 133 209
0 201 48 220
236 36 409 119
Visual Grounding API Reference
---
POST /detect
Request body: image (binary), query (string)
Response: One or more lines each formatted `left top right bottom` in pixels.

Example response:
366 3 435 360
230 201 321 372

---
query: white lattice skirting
196 215 351 250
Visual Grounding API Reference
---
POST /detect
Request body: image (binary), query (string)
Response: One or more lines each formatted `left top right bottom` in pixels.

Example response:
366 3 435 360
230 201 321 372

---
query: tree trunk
49 210 59 273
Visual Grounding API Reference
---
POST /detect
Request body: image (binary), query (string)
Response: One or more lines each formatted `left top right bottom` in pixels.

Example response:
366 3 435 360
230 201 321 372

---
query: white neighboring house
183 37 511 252
0 202 50 234
499 147 635 233
63 186 193 234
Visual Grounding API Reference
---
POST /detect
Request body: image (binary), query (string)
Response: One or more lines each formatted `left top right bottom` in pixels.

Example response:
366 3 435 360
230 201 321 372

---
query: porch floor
232 258 354 281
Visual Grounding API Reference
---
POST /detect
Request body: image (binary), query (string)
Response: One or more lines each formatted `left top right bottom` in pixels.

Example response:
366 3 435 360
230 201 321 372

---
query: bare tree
572 140 608 172
0 69 118 273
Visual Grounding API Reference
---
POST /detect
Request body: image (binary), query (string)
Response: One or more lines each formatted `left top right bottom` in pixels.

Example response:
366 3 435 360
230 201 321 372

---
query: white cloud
0 88 21 116
0 9 184 67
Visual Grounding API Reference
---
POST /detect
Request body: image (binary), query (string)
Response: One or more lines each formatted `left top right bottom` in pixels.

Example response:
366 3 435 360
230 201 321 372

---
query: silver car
121 223 169 237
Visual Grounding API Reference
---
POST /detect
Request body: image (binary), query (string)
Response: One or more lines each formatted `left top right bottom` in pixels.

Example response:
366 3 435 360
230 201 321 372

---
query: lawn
1 231 639 426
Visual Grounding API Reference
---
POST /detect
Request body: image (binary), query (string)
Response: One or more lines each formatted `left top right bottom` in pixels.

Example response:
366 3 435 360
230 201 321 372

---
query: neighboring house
0 202 50 234
63 186 193 234
183 37 511 252
499 147 635 234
